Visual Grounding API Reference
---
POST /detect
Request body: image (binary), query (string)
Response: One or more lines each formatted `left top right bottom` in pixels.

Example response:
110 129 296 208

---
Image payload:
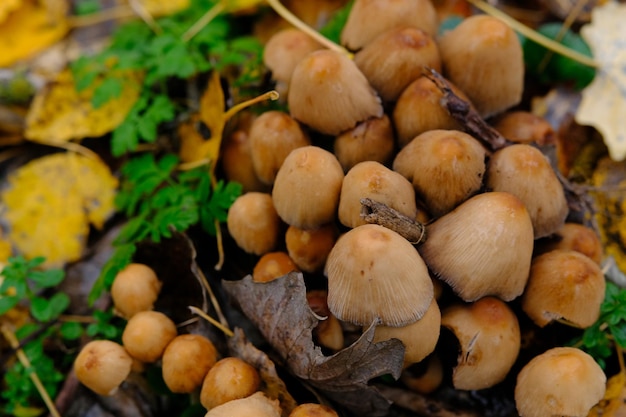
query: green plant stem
182 1 226 42
466 0 598 68
0 325 61 417
188 306 234 337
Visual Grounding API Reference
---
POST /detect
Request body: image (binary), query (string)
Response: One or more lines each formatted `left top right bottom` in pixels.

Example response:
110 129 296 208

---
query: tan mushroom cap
162 334 218 394
393 129 486 217
418 192 534 302
441 297 521 390
272 146 344 229
486 144 568 239
515 347 606 417
535 222 603 264
492 111 556 146
438 14 523 118
289 403 339 417
326 224 434 327
227 192 282 255
121 310 177 363
338 160 418 228
341 0 438 50
110 263 162 319
522 249 605 328
334 114 395 172
200 357 261 410
373 298 441 367
288 49 383 135
204 391 281 417
354 26 441 102
73 340 133 396
286 224 337 273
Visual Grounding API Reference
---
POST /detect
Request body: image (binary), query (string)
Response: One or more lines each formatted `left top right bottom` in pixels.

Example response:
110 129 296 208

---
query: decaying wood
360 198 426 245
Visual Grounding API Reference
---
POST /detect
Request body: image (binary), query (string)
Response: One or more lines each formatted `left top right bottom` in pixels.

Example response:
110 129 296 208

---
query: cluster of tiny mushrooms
73 1 609 416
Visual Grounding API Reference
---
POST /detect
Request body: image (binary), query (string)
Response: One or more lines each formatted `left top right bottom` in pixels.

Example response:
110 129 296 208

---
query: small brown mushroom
486 144 568 239
307 289 345 351
252 251 299 283
354 27 441 102
227 192 282 256
286 224 337 273
288 49 383 135
161 334 218 393
121 310 177 363
110 263 162 319
289 403 339 417
441 297 521 390
205 391 281 417
418 192 534 302
515 347 606 417
438 14 524 117
338 160 418 228
393 129 486 217
326 224 434 327
221 128 270 193
341 0 439 50
492 111 556 146
534 222 603 264
200 357 261 410
401 354 444 394
73 340 133 396
522 249 605 328
272 146 344 229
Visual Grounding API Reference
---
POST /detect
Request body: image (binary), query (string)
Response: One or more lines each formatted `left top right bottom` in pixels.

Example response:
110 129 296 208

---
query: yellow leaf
575 1 626 161
589 371 626 417
223 0 265 13
138 0 190 16
0 0 69 67
25 68 142 143
0 0 22 24
0 153 118 268
179 71 226 165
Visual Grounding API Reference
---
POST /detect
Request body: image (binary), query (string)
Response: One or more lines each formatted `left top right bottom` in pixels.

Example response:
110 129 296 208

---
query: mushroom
333 114 395 172
338 160 418 229
521 249 605 328
287 49 383 135
438 14 524 117
289 403 339 417
400 354 444 394
205 391 281 417
534 222 603 264
110 263 162 319
354 27 441 102
418 192 534 302
248 111 311 185
263 28 323 96
227 192 282 256
73 340 133 396
341 0 439 50
252 251 299 283
515 347 606 417
486 144 568 239
222 128 270 193
492 111 556 146
272 146 344 229
161 334 218 393
200 357 261 410
373 298 441 367
393 129 486 217
307 289 345 351
286 224 337 273
121 310 177 363
392 76 466 148
441 297 521 390
325 224 434 327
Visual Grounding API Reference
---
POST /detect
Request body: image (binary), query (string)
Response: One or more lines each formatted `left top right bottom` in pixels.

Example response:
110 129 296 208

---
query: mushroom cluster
222 0 609 415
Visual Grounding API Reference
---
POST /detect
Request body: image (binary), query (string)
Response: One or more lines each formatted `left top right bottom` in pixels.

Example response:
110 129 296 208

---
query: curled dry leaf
222 273 405 416
575 1 626 161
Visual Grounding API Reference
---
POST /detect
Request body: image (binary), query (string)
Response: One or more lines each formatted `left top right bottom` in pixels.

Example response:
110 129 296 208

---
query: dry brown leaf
0 0 69 67
25 68 142 143
222 272 405 416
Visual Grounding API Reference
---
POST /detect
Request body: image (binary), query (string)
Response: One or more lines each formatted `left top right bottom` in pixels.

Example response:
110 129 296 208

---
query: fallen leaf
589 371 626 417
138 0 190 16
0 0 21 24
0 0 69 67
222 272 405 416
575 1 626 161
25 68 142 143
0 153 118 268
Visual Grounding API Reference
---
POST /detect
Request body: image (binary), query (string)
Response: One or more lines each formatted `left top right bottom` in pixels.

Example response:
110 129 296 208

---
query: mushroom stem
265 0 352 58
188 305 234 337
360 198 426 244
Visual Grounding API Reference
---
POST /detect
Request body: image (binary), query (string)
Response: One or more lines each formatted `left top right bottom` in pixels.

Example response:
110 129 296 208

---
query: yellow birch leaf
575 1 626 161
0 153 118 268
25 68 142 143
589 371 626 417
0 0 22 24
0 0 69 67
138 0 190 16
179 71 226 165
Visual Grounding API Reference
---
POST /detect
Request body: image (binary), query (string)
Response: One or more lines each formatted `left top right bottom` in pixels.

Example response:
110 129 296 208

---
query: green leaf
92 76 124 109
29 269 64 289
111 119 139 156
59 321 83 340
0 295 19 315
319 0 354 43
89 243 136 305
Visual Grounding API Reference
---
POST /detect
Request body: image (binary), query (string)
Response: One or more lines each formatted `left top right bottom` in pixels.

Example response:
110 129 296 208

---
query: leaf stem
466 0 598 68
0 324 61 417
188 305 234 337
265 0 353 58
182 1 226 42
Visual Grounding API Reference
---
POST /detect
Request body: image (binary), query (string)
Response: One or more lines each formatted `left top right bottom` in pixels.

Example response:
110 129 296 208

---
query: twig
182 1 225 42
194 264 230 327
360 198 426 245
68 5 135 28
188 305 234 337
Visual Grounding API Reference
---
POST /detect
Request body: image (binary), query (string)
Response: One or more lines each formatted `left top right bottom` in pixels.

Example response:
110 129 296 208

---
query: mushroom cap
521 249 605 328
535 222 603 264
227 192 282 255
341 0 438 50
286 224 337 273
289 403 339 417
438 14 523 117
373 298 441 367
272 146 344 229
205 391 281 417
287 49 383 135
441 297 521 390
252 251 299 283
222 128 270 193
334 114 395 172
486 144 568 239
73 340 133 396
354 26 441 102
492 111 556 146
393 129 486 217
121 310 177 363
515 347 606 417
338 160 418 228
110 263 161 319
418 192 534 302
326 224 434 327
200 357 261 410
248 111 310 185
263 28 323 88
162 334 218 393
